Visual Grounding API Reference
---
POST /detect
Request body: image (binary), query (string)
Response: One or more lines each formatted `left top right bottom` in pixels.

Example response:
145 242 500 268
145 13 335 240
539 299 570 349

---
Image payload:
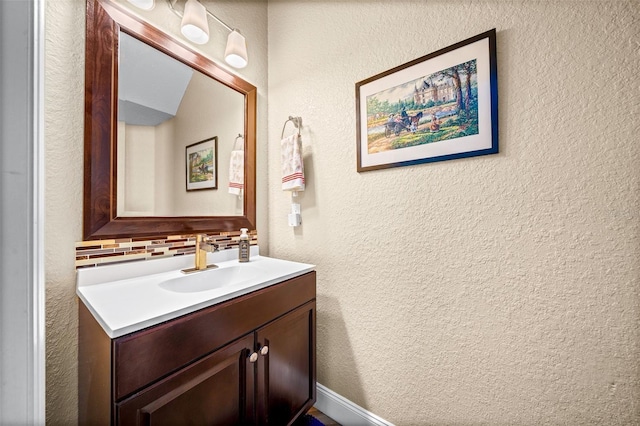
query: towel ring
232 133 244 151
281 116 302 139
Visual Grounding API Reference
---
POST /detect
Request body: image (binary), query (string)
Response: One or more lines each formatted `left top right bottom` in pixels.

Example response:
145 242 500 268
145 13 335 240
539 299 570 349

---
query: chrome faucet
183 234 219 273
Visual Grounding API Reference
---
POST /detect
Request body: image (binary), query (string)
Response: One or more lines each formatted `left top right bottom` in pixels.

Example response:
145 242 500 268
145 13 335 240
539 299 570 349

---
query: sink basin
76 247 316 338
159 264 262 293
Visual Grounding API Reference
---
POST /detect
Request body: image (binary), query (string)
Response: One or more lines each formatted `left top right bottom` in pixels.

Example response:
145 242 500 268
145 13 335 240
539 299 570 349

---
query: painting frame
185 136 218 191
356 29 498 172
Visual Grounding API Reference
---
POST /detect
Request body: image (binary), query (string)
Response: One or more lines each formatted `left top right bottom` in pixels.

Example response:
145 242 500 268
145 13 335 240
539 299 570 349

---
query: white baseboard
314 383 394 426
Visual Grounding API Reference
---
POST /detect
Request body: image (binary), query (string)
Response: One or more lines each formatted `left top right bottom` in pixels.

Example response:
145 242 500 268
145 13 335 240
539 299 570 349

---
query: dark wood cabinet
79 272 316 426
256 302 316 425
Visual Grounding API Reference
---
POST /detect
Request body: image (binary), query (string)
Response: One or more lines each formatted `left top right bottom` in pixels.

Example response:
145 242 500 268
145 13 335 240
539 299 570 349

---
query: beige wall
172 71 245 216
121 124 156 214
44 0 267 423
267 0 640 424
153 118 174 214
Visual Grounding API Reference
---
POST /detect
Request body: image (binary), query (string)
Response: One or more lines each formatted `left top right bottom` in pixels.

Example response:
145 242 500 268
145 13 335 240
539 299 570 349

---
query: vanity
80 1 315 423
78 249 316 425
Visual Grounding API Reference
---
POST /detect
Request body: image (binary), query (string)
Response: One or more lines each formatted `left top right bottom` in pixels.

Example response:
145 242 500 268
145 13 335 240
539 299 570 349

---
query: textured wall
44 0 268 423
45 0 85 423
267 1 640 424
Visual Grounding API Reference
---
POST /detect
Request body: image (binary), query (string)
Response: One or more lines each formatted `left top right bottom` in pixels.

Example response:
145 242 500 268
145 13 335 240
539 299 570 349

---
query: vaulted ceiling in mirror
118 32 192 126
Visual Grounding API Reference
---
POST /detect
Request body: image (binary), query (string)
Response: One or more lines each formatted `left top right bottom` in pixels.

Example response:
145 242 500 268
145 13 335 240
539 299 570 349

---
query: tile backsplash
75 230 257 269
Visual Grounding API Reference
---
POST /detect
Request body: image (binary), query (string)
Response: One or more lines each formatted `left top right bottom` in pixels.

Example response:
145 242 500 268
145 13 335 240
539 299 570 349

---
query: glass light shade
126 0 154 10
224 30 248 68
181 0 209 45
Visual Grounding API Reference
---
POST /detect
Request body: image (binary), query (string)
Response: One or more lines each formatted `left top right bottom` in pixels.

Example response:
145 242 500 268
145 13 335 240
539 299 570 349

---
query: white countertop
76 247 315 338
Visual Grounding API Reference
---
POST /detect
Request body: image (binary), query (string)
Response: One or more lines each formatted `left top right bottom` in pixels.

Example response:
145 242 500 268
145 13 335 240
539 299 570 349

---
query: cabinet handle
249 352 258 363
260 345 269 356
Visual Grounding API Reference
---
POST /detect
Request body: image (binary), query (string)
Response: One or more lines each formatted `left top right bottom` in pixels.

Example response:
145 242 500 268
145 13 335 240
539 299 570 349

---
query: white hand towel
228 150 244 195
281 134 305 192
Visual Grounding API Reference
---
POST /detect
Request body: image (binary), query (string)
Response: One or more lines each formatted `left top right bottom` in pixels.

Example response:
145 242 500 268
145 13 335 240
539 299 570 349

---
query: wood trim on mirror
84 0 256 240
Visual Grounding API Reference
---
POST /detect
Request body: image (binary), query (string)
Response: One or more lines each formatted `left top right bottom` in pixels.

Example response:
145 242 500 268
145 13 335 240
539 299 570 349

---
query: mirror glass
83 0 256 240
117 32 244 217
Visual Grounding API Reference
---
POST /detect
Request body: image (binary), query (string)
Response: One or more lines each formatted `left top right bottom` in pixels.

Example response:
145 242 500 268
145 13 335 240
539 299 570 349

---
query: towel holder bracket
281 116 303 139
233 133 244 151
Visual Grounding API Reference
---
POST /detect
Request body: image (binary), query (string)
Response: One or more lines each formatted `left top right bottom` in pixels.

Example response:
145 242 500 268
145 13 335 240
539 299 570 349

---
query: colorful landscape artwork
366 60 479 154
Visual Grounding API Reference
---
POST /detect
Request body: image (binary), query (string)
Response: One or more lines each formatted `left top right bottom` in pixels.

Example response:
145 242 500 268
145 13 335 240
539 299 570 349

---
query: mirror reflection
117 31 245 217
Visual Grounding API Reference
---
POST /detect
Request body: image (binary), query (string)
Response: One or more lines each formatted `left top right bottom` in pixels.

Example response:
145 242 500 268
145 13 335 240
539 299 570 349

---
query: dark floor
306 407 341 426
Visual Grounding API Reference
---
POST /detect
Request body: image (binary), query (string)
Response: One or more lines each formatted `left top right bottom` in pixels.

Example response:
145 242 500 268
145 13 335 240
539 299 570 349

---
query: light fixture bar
205 9 232 32
166 0 184 18
166 0 231 32
164 0 247 68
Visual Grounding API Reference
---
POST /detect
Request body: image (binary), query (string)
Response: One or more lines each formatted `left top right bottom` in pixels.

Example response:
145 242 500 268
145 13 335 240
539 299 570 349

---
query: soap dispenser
238 228 250 262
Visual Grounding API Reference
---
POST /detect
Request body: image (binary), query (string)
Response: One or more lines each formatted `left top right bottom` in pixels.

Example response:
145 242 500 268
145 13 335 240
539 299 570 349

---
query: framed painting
186 136 218 191
356 29 498 172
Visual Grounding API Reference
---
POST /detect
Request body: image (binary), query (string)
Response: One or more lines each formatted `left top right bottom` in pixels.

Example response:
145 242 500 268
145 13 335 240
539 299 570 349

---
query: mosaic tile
75 231 258 269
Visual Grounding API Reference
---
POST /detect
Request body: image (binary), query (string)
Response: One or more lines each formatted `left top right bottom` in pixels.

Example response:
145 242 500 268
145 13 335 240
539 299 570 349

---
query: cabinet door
256 301 316 425
117 334 255 426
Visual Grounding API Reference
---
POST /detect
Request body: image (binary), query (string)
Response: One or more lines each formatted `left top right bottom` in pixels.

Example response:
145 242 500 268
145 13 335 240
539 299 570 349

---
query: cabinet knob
249 352 258 363
260 346 269 356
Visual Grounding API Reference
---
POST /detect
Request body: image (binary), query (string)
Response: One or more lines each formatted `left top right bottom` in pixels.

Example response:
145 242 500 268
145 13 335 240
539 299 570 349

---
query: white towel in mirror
228 150 244 195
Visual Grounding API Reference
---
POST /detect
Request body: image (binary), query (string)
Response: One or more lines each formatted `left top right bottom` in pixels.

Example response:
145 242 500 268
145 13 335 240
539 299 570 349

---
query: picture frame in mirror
186 136 218 191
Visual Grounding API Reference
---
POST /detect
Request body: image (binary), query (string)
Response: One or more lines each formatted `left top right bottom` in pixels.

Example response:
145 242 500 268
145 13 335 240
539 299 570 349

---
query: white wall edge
0 0 46 423
314 383 395 426
32 0 47 422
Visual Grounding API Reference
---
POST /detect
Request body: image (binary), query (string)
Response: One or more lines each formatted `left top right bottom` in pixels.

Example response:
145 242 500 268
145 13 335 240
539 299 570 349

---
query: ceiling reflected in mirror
118 32 192 126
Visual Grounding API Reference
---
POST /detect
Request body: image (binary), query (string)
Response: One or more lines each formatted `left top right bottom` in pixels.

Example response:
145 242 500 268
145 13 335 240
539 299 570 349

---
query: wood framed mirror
84 0 256 240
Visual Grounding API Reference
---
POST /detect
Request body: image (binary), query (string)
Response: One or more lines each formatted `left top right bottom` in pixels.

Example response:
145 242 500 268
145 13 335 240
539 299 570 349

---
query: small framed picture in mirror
186 136 218 191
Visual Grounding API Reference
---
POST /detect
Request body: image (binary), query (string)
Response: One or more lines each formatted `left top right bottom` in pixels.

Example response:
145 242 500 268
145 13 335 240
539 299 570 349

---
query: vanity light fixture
126 0 155 10
167 0 249 69
224 29 248 68
180 0 209 44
